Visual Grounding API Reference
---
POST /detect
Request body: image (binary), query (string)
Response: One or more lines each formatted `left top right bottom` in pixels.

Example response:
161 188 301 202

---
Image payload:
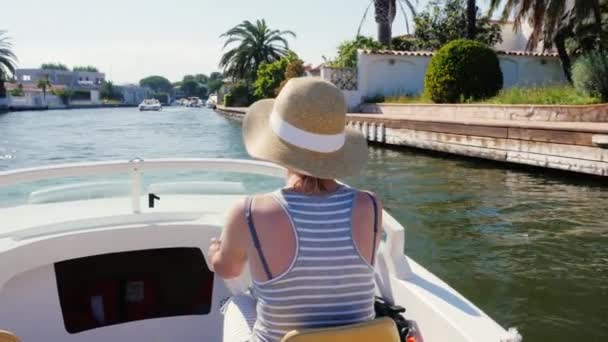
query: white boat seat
280 317 401 342
0 330 20 342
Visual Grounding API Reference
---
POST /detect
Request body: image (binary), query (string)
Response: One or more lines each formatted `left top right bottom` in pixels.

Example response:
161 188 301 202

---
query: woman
208 77 382 342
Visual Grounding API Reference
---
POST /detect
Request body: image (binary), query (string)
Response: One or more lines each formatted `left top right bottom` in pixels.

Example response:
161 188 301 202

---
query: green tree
219 19 295 83
100 80 121 101
73 65 99 72
253 53 296 99
181 79 200 96
41 63 68 71
139 75 172 93
489 0 607 82
373 0 418 46
0 30 17 98
466 0 476 39
276 58 305 95
37 75 51 100
413 0 502 50
207 72 224 94
331 36 385 68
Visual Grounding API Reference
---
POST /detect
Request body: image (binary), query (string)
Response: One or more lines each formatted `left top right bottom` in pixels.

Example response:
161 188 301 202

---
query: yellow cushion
280 317 400 342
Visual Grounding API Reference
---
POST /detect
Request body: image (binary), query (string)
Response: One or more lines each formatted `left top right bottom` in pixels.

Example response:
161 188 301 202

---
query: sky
3 0 491 84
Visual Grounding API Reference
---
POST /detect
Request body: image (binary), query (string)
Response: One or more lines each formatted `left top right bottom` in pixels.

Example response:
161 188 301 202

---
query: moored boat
0 159 522 342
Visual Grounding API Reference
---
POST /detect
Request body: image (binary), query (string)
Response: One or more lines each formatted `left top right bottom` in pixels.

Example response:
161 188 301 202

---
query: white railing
0 158 286 213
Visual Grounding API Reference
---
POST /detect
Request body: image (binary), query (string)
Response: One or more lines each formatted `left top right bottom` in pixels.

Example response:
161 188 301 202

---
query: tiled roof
361 49 559 58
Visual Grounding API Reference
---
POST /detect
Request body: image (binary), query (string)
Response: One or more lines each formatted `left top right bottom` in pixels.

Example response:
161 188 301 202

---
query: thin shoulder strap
365 192 379 266
245 196 273 280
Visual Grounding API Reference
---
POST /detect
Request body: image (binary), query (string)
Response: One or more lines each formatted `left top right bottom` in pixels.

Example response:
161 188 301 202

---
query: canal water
1 107 607 341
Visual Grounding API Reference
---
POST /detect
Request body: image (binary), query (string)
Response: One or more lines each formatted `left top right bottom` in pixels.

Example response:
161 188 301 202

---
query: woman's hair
292 174 330 194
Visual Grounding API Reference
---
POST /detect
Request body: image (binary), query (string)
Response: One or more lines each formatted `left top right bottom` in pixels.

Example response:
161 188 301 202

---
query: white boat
0 159 521 342
207 95 218 108
138 99 162 111
187 97 202 108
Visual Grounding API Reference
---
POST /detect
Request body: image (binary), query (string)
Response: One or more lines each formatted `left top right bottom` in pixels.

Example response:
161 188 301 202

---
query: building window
23 75 31 81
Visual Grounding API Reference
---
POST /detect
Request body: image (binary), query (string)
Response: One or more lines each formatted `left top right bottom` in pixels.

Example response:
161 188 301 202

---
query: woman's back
247 185 379 342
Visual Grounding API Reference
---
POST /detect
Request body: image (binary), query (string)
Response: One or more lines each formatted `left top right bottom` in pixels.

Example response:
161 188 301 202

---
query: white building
321 22 567 110
118 84 150 105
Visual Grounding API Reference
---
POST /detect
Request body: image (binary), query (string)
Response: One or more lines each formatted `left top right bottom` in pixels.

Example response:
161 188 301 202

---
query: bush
276 58 304 95
425 39 503 103
572 51 608 102
330 36 384 68
226 82 253 107
223 93 234 107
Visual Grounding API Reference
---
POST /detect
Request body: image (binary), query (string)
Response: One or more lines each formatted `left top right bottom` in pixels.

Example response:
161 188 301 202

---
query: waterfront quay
215 104 608 177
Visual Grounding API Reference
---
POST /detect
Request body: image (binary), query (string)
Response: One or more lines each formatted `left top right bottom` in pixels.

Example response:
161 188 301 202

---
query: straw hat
243 77 368 179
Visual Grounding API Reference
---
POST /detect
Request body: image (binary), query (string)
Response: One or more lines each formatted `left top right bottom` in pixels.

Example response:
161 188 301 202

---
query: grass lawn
374 85 602 105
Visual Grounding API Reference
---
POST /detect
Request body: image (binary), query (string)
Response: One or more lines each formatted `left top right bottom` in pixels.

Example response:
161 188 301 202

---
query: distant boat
206 94 218 109
138 99 162 111
187 97 202 108
205 98 216 109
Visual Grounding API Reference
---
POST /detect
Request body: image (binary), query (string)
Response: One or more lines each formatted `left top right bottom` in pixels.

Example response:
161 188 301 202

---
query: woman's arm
208 198 250 279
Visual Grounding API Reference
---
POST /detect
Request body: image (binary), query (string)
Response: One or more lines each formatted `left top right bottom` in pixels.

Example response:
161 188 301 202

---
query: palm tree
373 0 418 46
0 31 17 98
219 19 295 83
37 75 51 101
374 0 397 45
489 0 605 81
466 0 477 39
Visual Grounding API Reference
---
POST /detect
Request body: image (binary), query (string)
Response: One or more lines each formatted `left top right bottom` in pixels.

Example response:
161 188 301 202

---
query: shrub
227 82 253 107
330 36 384 68
572 51 608 102
425 39 503 103
276 58 304 95
223 93 234 107
254 58 291 99
52 88 73 105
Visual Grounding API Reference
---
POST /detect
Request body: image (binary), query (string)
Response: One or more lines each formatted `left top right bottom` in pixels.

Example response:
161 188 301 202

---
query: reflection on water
348 147 608 341
1 107 607 341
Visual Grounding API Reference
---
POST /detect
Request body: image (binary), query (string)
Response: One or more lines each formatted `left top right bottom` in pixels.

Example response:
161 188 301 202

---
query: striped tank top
248 185 377 342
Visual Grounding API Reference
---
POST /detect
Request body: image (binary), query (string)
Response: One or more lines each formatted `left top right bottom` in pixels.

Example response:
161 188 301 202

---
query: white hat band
269 110 346 153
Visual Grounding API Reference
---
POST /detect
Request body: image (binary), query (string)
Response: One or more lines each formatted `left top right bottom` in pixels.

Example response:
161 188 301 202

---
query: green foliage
100 80 122 101
9 83 24 96
139 75 172 93
483 85 600 105
378 85 599 105
252 52 300 98
330 36 384 68
180 74 208 98
277 58 304 95
220 19 295 83
41 63 68 71
253 59 290 99
572 51 608 102
52 88 73 105
207 72 224 94
225 82 253 107
391 36 419 51
223 93 234 107
0 30 17 81
73 65 99 72
425 39 503 103
410 0 502 51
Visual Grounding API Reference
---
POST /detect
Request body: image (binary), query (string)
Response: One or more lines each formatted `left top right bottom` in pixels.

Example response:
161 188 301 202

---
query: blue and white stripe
251 186 375 342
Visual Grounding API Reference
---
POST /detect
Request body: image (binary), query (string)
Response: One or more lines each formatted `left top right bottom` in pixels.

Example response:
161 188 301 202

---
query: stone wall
359 103 608 122
213 105 608 177
348 115 608 176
